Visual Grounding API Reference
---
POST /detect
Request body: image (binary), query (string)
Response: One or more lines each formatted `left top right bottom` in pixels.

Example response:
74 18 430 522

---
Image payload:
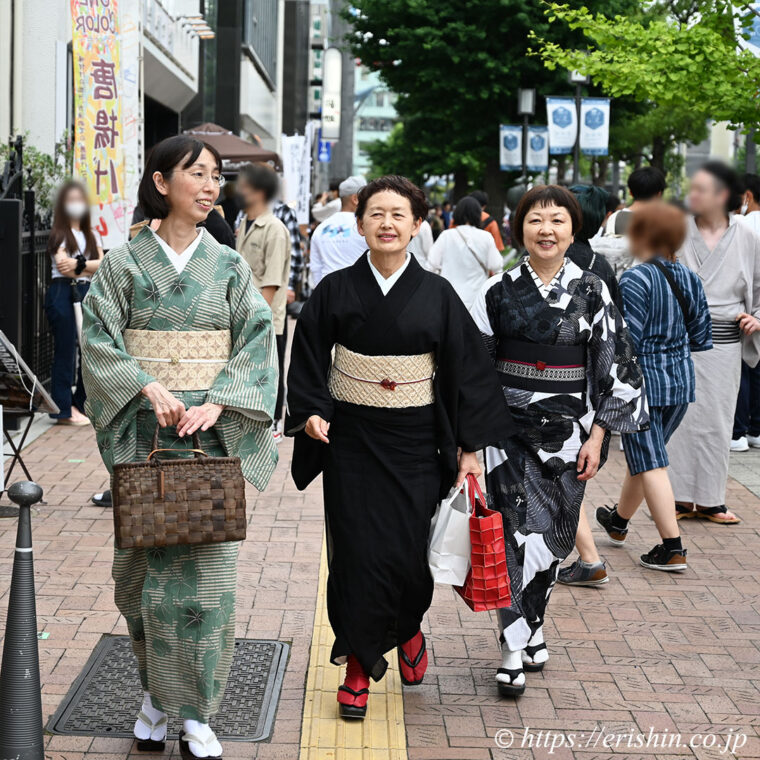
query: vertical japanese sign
71 0 126 247
546 97 577 155
526 126 549 172
580 98 610 156
499 125 523 171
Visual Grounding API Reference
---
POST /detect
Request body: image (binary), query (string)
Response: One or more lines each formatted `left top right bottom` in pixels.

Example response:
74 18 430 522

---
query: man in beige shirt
236 162 291 441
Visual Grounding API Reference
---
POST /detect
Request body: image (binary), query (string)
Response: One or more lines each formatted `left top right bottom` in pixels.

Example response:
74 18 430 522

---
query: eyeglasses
180 170 226 188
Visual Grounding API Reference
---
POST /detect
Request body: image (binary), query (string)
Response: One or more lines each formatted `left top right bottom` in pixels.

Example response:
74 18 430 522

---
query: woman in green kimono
81 135 278 759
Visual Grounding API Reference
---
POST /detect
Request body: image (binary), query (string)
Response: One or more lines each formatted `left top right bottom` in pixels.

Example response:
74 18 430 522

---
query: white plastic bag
428 479 473 586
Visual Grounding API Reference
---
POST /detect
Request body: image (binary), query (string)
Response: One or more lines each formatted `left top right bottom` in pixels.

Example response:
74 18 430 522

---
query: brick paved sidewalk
1 425 760 759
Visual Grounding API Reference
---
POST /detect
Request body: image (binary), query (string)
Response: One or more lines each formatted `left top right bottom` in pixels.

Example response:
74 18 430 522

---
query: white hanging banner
580 97 610 156
526 126 549 172
546 97 577 155
499 125 522 171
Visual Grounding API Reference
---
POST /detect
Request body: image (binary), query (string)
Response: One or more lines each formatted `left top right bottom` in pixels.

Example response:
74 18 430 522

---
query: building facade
352 66 397 176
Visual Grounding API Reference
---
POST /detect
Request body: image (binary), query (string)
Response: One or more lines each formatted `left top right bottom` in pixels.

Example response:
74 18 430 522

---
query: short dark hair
700 160 743 212
627 166 666 201
511 185 582 249
470 190 489 208
356 175 428 221
138 135 222 219
743 173 760 204
569 184 609 242
453 196 483 227
628 202 686 262
605 194 621 214
238 162 280 202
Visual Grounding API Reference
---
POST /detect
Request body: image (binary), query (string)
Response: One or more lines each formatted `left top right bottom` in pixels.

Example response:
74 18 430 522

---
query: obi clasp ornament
328 345 435 408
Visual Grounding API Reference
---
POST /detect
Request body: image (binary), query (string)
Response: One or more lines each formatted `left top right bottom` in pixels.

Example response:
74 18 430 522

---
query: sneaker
639 544 687 572
731 436 749 452
748 434 760 448
557 558 609 587
271 422 283 444
595 505 628 545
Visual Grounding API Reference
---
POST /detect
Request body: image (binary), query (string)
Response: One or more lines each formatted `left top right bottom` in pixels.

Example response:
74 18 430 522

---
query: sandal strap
675 504 694 514
496 667 524 679
137 711 168 731
524 642 547 658
338 684 369 697
398 632 426 669
697 505 727 515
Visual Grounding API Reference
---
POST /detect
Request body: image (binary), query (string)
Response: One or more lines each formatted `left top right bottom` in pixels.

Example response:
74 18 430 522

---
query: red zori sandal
337 654 370 719
398 630 428 686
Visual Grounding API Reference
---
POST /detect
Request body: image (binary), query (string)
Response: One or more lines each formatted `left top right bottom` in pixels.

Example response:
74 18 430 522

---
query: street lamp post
569 70 590 184
517 88 536 183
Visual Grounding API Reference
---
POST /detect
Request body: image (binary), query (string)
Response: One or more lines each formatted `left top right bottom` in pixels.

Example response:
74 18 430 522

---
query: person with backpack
559 202 712 585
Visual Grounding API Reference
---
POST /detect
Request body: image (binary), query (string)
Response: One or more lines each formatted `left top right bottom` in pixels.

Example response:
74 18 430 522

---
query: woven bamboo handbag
112 424 247 549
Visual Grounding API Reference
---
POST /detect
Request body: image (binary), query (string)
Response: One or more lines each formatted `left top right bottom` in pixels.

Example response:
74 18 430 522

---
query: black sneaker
596 505 628 545
639 544 687 572
91 490 112 507
557 558 609 587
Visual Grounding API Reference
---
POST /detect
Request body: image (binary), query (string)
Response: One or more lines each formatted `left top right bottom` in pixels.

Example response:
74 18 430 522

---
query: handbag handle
466 473 486 513
148 423 207 462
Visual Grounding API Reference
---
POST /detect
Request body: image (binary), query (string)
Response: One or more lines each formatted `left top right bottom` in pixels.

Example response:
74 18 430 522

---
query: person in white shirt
46 180 103 426
731 172 760 453
310 175 368 285
408 218 434 269
427 196 503 309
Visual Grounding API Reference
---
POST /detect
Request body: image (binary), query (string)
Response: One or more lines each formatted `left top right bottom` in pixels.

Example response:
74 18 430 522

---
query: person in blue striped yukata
560 202 712 581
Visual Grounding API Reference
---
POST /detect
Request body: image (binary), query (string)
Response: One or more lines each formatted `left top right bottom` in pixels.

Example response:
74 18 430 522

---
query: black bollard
0 481 44 760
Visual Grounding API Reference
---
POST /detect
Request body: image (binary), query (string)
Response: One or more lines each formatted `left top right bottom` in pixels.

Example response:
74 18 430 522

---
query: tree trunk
482 157 507 228
453 167 469 201
651 136 666 173
594 157 609 187
556 155 567 184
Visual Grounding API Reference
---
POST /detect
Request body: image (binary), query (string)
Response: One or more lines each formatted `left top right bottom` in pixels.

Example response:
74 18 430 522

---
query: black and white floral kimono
470 257 648 651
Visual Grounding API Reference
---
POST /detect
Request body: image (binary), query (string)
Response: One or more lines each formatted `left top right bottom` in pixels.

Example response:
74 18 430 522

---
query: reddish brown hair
512 184 583 248
627 202 686 261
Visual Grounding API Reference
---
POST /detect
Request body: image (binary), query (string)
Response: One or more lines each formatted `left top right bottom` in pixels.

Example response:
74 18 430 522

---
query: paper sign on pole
322 48 342 140
546 97 577 155
526 127 549 172
499 125 522 171
580 98 610 156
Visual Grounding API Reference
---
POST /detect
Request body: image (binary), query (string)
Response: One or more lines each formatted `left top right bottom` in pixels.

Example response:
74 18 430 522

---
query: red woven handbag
455 474 511 611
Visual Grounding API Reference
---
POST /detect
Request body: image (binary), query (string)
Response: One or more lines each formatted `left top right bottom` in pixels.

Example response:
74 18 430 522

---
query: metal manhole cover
46 635 289 741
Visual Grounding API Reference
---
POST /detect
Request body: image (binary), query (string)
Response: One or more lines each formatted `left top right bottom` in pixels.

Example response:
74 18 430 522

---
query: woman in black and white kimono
286 175 512 719
470 185 648 697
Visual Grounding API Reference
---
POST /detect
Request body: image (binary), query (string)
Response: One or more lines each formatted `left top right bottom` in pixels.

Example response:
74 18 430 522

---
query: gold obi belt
123 329 232 391
327 344 435 409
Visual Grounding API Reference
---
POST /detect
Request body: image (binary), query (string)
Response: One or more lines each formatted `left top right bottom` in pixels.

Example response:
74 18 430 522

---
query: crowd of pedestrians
39 133 760 753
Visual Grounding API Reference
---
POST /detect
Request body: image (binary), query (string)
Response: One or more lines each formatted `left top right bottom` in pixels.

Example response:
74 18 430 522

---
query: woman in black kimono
470 185 648 697
286 175 512 719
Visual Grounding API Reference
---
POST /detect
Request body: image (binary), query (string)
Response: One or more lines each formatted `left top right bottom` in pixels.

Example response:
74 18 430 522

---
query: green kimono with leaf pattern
81 226 278 721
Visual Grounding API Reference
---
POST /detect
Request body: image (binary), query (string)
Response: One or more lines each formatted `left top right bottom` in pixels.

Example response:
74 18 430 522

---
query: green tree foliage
534 1 760 132
343 0 639 192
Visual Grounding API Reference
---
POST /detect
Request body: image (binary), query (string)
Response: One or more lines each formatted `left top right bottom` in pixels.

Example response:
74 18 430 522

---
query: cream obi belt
124 329 232 391
327 344 435 408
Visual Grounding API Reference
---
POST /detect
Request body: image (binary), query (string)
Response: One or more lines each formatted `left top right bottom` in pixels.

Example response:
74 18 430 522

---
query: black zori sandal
523 641 548 672
496 668 526 697
337 684 369 719
178 730 222 760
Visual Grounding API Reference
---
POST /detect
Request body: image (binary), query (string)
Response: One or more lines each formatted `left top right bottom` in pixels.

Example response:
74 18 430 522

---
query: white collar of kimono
367 251 411 296
524 256 566 300
150 227 204 275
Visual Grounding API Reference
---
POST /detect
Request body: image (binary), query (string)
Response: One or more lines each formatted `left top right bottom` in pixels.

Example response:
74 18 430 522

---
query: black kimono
286 253 512 680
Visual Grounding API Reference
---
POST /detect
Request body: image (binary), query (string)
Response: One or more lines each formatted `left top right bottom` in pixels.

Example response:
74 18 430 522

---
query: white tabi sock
134 692 167 742
183 719 222 758
522 627 549 666
496 643 525 686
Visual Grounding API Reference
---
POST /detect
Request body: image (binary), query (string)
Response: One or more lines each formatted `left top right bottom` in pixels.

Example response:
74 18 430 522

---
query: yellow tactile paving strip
299 534 408 760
